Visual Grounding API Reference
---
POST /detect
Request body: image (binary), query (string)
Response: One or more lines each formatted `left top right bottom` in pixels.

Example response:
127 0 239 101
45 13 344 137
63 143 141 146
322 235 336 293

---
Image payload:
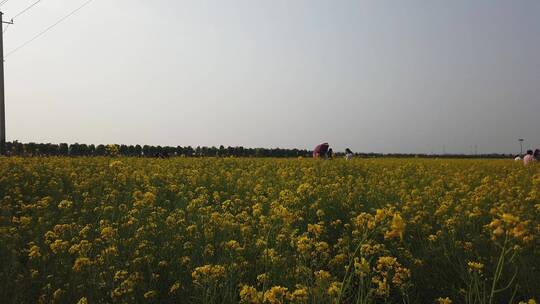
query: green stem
489 236 507 304
337 234 367 304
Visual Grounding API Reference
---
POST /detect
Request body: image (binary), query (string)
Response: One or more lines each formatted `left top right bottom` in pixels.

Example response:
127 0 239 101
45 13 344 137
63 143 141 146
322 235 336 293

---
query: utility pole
518 138 524 156
0 12 12 156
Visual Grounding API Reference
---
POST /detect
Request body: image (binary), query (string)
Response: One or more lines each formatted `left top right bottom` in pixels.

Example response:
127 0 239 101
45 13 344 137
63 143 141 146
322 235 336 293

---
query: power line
3 0 44 34
3 0 44 36
11 0 43 20
5 0 95 58
0 0 10 8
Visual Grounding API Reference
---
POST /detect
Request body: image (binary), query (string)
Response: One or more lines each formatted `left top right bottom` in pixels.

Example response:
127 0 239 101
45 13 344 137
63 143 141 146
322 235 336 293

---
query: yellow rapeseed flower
239 285 261 304
467 261 484 274
263 286 288 304
437 297 452 304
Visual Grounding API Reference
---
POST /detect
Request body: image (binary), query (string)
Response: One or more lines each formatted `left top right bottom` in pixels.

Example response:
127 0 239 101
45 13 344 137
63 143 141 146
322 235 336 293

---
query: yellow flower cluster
0 157 538 303
191 264 226 285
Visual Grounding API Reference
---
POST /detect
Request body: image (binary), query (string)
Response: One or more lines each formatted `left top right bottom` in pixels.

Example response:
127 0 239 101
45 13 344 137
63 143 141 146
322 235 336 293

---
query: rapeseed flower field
0 157 538 303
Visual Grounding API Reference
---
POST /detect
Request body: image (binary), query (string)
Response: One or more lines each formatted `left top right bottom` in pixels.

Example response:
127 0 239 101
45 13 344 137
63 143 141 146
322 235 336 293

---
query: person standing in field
345 148 353 160
313 143 330 158
327 148 334 159
534 149 540 161
523 150 536 166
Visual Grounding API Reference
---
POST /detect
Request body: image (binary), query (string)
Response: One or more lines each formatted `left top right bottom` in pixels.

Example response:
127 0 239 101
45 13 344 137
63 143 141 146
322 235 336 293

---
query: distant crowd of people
314 143 540 165
515 149 540 166
313 143 354 160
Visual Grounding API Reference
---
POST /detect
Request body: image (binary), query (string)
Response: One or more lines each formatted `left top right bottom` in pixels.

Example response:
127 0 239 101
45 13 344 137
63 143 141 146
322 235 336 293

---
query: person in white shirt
345 148 353 160
514 155 522 161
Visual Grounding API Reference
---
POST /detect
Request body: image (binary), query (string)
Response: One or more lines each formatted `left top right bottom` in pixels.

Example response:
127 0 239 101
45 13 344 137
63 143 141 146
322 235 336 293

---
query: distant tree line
4 141 311 158
3 141 512 158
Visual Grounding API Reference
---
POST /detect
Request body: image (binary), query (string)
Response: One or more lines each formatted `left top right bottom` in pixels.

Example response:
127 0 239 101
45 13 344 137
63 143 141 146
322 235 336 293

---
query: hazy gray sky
2 0 539 154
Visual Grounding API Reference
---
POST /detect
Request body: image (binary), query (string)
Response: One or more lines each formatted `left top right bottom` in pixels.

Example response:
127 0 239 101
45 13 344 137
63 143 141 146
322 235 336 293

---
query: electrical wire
0 0 10 8
11 0 43 20
3 0 43 35
5 0 95 58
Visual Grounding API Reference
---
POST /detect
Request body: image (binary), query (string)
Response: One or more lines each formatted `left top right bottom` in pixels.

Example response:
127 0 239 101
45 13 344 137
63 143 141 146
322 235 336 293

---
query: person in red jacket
313 143 330 158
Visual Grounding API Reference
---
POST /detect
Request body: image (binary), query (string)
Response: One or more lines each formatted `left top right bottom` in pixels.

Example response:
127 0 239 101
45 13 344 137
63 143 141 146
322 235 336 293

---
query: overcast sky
2 0 539 154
